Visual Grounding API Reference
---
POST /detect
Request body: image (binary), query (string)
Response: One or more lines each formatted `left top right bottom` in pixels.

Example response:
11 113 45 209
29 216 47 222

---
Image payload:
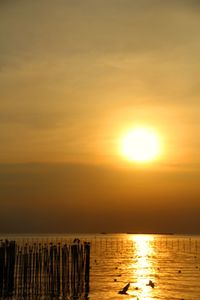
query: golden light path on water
129 235 155 300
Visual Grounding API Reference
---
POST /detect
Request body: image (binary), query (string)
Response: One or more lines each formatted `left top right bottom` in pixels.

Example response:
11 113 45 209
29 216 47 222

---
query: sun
120 127 160 163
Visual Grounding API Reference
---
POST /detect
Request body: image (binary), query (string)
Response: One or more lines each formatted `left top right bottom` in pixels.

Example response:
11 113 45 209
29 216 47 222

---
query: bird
118 282 130 294
146 280 155 288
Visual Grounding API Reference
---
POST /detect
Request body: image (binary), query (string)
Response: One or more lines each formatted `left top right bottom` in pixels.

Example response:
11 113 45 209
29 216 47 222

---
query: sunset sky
0 0 200 233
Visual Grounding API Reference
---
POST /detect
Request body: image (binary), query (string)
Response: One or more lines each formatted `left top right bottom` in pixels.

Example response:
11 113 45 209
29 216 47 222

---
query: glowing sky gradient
0 0 200 233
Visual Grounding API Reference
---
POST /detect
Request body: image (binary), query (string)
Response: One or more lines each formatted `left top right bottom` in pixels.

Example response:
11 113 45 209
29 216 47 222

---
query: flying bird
118 282 130 294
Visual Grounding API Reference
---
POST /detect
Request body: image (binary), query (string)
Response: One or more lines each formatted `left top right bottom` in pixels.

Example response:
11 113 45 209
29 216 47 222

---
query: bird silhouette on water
146 280 155 288
118 282 130 295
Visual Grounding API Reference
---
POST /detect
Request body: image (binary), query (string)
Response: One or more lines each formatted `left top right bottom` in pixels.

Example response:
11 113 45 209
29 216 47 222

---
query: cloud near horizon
0 163 200 233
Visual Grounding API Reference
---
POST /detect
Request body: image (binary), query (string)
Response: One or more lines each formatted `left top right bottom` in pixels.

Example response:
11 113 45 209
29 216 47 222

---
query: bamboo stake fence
0 239 90 299
91 236 200 254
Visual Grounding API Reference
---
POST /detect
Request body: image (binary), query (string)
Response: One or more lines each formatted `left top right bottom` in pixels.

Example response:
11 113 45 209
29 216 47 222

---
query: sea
1 233 200 300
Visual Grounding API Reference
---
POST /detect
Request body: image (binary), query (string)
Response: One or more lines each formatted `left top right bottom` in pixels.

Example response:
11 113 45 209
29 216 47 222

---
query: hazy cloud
0 163 200 233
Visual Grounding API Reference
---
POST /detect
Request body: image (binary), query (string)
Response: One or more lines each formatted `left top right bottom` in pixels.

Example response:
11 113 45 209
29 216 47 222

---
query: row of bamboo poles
92 237 200 253
0 239 90 299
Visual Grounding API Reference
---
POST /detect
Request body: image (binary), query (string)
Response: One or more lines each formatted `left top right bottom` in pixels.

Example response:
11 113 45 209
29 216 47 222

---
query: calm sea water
1 233 200 300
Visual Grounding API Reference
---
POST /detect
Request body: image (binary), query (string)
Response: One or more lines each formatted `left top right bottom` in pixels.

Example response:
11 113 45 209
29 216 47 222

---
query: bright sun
120 127 160 163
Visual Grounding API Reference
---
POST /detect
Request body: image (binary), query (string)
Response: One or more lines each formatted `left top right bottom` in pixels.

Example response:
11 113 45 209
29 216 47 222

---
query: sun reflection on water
129 235 155 299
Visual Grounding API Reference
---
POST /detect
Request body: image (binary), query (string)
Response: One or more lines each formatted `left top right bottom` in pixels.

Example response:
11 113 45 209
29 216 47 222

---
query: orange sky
0 0 200 233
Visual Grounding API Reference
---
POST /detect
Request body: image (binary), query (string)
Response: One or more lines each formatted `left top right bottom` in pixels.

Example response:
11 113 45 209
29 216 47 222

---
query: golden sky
0 0 200 233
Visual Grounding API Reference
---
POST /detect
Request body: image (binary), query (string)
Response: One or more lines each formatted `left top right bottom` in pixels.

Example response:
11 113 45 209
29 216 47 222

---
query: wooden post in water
0 240 16 298
84 241 90 296
0 241 5 297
